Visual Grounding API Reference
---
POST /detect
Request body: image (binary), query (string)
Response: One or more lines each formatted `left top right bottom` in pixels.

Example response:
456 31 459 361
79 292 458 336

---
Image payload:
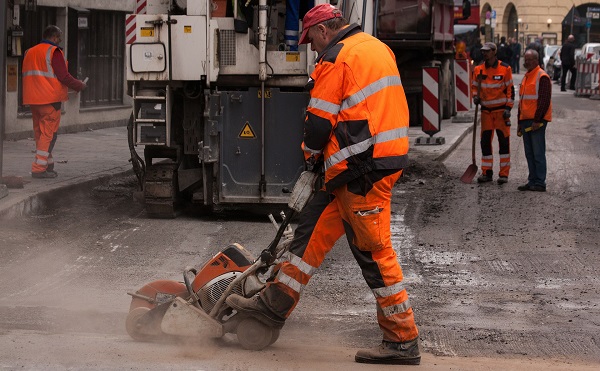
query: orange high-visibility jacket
472 60 514 111
22 42 69 105
302 24 409 191
519 66 552 122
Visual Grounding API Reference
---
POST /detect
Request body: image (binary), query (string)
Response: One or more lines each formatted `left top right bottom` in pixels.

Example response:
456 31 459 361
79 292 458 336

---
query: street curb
0 166 133 219
433 123 474 162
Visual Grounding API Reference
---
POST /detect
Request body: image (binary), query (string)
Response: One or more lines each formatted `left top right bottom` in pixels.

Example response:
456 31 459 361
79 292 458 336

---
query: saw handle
260 210 296 265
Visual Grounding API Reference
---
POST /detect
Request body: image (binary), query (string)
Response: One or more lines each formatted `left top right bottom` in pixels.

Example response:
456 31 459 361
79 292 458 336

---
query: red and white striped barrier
422 67 441 136
136 0 147 14
126 14 136 44
126 0 147 44
454 60 471 112
575 60 600 97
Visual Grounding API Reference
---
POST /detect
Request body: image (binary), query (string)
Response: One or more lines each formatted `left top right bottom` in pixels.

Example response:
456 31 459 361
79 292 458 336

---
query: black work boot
355 338 421 365
32 171 58 179
226 294 286 329
477 170 493 183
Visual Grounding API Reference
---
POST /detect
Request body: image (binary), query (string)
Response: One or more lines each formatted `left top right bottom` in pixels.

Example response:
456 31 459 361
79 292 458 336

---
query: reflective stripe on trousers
480 110 511 177
260 171 419 343
31 104 60 174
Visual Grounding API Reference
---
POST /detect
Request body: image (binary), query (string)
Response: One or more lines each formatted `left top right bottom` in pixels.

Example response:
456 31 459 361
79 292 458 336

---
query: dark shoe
561 88 567 92
530 185 546 192
477 171 493 183
355 338 421 365
46 169 58 176
517 184 531 191
32 171 58 179
226 294 286 329
497 176 508 184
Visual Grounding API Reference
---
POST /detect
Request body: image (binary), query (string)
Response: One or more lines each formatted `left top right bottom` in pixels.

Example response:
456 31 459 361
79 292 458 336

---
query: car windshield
545 45 560 56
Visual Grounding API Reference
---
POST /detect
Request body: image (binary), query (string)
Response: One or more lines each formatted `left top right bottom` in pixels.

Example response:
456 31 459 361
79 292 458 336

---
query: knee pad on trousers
496 129 510 154
480 130 493 155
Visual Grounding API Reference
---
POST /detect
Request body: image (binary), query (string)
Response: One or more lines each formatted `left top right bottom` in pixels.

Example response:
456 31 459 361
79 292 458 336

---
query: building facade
4 0 136 139
480 1 600 47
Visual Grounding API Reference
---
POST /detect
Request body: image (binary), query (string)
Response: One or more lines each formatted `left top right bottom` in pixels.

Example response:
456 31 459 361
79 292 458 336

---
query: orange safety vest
472 60 514 110
22 43 69 105
303 25 409 191
518 66 552 122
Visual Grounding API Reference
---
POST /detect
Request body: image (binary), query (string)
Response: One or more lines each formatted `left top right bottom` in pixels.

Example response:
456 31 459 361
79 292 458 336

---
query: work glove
473 96 480 105
503 109 511 119
305 155 323 173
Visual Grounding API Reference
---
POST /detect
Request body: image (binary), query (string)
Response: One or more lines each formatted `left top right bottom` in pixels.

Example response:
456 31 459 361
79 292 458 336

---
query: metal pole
570 5 574 35
1 1 7 182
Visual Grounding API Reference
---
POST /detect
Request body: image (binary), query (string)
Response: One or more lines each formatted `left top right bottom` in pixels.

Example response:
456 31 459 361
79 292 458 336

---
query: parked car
578 43 600 62
543 45 560 71
546 47 561 81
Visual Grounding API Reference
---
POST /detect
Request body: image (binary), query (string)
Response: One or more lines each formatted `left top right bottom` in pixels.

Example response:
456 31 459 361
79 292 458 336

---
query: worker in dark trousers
517 49 552 192
472 42 515 184
560 34 577 91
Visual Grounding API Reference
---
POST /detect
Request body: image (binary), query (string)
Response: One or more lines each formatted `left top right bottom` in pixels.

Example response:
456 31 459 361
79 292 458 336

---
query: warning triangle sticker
239 122 256 138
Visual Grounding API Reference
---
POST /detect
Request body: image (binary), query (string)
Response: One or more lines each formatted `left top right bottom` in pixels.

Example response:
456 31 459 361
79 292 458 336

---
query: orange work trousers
480 109 511 177
261 171 419 343
31 104 61 174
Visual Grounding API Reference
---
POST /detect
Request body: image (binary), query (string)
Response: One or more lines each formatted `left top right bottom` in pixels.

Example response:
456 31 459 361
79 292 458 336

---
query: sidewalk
0 118 473 217
0 126 132 218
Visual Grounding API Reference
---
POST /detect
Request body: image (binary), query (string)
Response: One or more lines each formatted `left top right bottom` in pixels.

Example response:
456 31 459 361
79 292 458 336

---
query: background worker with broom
471 42 515 184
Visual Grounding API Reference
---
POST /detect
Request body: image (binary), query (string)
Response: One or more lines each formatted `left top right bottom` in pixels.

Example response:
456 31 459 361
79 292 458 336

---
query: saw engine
126 237 286 349
126 171 317 350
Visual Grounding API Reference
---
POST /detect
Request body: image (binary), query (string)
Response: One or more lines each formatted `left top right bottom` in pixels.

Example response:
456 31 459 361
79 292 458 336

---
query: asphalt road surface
1 85 599 370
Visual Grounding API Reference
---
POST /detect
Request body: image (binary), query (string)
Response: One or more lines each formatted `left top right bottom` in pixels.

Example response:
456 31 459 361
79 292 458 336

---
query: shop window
80 11 125 108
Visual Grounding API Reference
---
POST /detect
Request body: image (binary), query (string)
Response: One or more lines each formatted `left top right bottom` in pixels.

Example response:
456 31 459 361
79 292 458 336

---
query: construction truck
126 0 457 218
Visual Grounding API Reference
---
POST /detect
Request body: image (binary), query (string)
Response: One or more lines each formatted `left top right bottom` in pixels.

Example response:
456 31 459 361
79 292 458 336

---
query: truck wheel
236 318 274 350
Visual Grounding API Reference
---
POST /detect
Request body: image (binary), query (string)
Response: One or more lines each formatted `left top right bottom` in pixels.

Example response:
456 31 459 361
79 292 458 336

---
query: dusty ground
1 93 599 370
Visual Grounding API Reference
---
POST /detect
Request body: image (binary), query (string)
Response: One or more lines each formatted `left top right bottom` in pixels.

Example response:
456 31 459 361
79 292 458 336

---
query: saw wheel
236 318 275 351
126 307 160 341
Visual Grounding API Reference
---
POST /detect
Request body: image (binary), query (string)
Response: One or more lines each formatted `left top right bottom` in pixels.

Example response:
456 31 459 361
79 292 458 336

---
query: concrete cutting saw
125 171 318 350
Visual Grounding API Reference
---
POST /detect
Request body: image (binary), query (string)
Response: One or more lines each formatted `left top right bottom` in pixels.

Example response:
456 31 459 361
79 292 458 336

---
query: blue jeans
520 120 547 188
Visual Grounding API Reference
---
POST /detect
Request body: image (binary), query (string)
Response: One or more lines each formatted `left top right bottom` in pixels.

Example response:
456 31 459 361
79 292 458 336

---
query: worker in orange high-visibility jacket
226 4 420 366
472 42 515 184
516 49 552 192
22 25 87 179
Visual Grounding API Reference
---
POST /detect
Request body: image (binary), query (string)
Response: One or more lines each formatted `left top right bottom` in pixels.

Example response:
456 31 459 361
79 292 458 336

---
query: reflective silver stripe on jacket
341 76 403 111
309 97 341 115
479 82 505 89
520 69 544 100
482 98 511 106
372 281 405 298
325 127 408 170
284 252 317 277
22 46 56 78
277 271 304 294
381 299 412 317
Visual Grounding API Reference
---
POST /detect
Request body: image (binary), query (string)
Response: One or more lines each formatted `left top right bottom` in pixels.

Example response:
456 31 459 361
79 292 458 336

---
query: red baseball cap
299 4 343 45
